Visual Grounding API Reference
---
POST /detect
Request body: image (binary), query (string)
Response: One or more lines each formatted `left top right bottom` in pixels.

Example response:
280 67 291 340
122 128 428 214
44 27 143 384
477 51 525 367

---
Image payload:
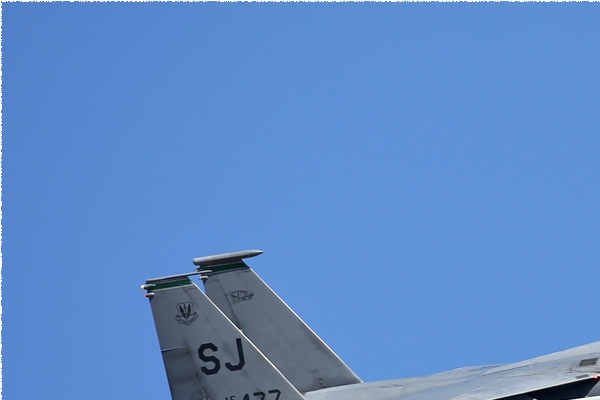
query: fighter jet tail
197 254 362 393
143 269 304 400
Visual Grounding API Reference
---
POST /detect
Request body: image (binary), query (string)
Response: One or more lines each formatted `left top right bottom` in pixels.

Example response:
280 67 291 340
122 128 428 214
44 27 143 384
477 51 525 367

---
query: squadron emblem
175 302 198 325
227 290 254 305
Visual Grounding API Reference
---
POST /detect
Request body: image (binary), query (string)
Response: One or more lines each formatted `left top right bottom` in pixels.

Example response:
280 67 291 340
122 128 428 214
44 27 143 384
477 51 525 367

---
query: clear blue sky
3 3 600 399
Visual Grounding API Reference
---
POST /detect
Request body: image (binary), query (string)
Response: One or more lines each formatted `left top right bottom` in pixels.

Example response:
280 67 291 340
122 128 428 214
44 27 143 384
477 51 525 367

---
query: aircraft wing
306 342 600 400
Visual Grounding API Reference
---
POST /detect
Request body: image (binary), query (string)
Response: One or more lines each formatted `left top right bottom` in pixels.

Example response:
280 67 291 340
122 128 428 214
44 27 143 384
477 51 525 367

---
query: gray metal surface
204 265 362 393
147 279 303 400
304 342 600 400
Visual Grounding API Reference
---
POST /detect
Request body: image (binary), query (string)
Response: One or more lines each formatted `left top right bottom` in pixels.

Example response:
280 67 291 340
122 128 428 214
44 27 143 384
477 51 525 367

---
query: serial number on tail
226 389 282 400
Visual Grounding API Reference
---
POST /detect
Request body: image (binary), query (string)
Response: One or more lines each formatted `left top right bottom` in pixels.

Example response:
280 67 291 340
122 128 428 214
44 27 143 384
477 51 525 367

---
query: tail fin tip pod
193 249 264 268
143 263 304 400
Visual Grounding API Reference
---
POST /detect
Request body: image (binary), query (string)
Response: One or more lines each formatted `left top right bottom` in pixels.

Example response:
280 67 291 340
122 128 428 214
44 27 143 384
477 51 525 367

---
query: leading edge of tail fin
197 255 362 393
143 271 304 400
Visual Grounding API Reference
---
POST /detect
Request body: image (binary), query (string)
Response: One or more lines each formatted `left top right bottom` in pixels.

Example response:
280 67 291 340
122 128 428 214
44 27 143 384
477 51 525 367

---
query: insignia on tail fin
175 302 198 326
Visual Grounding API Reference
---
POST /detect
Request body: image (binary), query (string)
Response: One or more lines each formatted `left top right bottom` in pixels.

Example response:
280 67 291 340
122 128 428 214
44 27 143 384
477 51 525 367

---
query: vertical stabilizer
144 276 305 400
201 263 362 393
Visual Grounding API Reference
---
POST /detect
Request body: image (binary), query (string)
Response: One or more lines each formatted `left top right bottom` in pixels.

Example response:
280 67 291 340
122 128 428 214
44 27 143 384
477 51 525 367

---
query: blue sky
3 3 600 399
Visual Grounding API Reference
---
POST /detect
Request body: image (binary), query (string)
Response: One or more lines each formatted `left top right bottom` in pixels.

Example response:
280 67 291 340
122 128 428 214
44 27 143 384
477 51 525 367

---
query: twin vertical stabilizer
144 250 361 400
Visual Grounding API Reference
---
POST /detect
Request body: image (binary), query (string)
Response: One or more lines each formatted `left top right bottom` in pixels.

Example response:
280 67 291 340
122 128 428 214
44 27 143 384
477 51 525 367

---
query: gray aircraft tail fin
143 271 305 400
197 255 362 393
